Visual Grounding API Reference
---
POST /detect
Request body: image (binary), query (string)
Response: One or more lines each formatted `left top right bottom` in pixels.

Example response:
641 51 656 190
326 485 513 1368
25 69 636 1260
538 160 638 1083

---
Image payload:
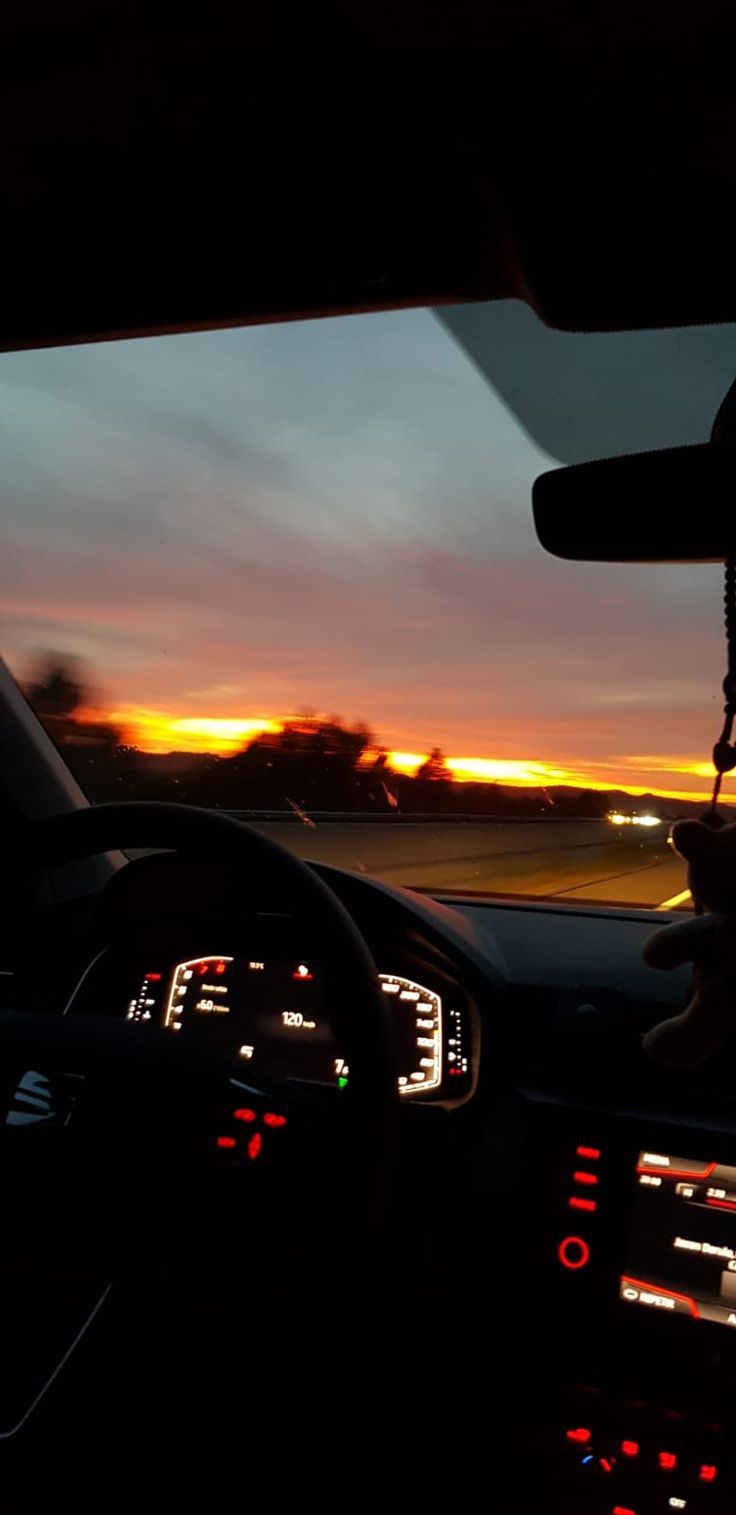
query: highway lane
241 818 691 909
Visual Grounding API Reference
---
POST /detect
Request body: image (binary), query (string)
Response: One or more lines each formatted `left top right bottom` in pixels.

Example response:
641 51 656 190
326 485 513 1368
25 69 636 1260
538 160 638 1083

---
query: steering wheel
0 802 397 1445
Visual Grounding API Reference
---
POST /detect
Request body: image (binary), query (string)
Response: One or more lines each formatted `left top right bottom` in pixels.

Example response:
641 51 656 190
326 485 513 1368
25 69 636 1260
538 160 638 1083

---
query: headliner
3 2 736 348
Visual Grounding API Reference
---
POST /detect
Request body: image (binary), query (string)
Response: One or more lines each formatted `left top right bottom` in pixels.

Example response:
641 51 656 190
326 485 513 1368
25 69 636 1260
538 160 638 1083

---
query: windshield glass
1 305 727 909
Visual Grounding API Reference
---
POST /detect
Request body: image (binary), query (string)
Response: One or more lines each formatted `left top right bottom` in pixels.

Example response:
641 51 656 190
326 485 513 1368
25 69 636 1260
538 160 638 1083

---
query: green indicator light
337 1075 349 1089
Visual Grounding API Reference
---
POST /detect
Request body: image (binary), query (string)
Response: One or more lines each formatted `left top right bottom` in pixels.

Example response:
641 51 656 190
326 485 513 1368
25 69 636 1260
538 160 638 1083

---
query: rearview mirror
533 443 736 562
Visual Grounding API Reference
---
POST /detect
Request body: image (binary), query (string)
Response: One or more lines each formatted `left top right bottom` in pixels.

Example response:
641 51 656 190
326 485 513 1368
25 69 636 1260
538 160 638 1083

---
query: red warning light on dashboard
146 973 162 982
216 1136 236 1150
699 1465 718 1484
293 964 313 981
233 1108 257 1123
621 1441 639 1459
576 1146 601 1160
612 1507 637 1515
558 1236 590 1270
247 1132 263 1161
263 1112 287 1128
573 1171 599 1186
569 1197 597 1213
658 1452 677 1471
566 1427 591 1444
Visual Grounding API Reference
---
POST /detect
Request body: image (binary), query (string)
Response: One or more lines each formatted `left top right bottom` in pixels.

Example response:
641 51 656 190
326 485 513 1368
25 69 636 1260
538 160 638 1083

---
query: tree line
23 654 611 818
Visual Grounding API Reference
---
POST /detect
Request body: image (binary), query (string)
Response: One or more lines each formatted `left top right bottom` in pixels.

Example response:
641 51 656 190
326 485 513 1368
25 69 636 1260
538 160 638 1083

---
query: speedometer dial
379 974 442 1096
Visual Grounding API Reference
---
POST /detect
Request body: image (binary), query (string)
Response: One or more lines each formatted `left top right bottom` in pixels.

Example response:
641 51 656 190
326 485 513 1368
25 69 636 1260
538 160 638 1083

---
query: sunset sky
0 303 732 803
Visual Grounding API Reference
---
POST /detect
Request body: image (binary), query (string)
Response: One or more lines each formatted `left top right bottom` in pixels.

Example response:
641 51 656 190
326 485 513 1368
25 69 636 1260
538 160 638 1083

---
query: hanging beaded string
708 557 736 818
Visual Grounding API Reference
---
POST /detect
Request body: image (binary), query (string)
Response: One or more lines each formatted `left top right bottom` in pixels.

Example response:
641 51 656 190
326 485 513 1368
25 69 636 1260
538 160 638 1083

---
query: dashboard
64 895 477 1104
11 852 736 1511
453 896 736 1514
623 1149 736 1329
509 1107 736 1511
115 952 470 1098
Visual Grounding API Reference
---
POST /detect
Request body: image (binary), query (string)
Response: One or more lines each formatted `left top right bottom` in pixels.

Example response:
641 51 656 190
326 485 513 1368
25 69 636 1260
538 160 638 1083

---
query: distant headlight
607 811 661 827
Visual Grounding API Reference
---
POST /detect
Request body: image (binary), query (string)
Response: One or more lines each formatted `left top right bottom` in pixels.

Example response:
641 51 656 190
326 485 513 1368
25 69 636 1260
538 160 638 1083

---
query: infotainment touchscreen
622 1150 736 1330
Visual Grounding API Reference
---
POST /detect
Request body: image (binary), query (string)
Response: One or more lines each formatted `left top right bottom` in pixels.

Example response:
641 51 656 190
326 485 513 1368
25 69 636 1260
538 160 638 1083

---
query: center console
513 1099 736 1513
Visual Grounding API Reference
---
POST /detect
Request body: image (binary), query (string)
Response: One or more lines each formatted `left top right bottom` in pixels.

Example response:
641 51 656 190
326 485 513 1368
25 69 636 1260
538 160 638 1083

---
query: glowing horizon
88 704 729 806
107 706 286 754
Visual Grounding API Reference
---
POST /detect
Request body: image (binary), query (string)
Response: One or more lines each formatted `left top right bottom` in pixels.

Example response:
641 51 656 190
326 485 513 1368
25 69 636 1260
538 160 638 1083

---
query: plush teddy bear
643 817 736 1063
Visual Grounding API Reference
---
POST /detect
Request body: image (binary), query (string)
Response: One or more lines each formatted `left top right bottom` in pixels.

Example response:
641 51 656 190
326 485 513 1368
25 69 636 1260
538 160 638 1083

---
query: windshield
1 304 728 909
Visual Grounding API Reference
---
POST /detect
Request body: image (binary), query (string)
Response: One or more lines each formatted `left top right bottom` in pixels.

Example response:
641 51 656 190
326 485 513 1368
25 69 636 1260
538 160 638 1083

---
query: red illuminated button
558 1236 591 1270
621 1441 639 1459
658 1452 677 1471
573 1171 599 1186
216 1136 236 1150
612 1507 637 1515
576 1146 601 1160
700 1465 718 1484
233 1108 257 1123
263 1112 287 1128
569 1196 597 1213
566 1427 591 1444
247 1132 263 1161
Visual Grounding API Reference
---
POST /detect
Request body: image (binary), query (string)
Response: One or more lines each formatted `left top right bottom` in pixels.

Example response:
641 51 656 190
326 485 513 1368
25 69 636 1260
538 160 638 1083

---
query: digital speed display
127 956 456 1097
622 1149 736 1330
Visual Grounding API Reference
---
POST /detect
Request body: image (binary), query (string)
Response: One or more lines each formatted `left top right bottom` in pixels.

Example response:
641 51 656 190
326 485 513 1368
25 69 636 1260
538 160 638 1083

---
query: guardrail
227 810 611 825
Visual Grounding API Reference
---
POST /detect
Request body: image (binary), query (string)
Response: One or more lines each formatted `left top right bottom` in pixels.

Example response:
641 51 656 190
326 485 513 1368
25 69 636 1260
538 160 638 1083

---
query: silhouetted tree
416 748 449 782
27 656 84 719
22 650 123 798
180 716 382 813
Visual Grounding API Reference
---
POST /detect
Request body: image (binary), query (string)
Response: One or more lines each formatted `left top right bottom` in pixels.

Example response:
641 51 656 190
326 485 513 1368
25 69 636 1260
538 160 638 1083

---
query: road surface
238 818 690 909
